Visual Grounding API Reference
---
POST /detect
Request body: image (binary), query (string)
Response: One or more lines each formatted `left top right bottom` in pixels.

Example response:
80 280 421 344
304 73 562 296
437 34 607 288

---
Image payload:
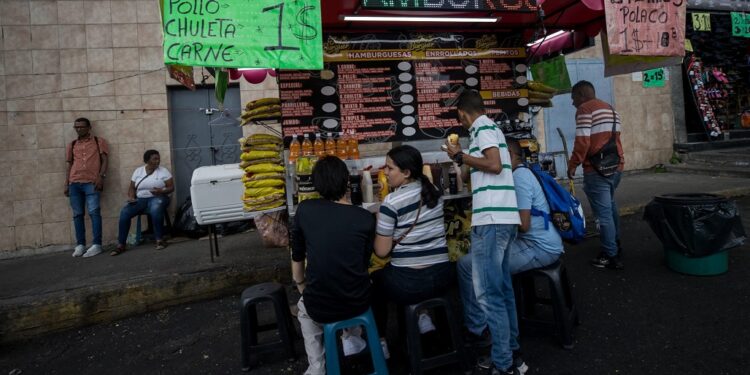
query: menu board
279 33 530 144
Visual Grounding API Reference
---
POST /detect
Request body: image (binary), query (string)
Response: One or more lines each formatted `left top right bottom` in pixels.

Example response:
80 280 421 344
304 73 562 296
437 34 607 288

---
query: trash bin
643 193 746 276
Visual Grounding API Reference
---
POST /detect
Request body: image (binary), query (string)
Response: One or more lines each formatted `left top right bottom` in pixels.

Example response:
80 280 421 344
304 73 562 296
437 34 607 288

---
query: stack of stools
239 282 297 371
403 296 469 375
513 259 579 349
323 308 389 375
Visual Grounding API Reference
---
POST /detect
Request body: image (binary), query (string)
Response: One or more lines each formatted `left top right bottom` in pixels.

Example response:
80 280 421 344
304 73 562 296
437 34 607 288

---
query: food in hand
448 134 459 145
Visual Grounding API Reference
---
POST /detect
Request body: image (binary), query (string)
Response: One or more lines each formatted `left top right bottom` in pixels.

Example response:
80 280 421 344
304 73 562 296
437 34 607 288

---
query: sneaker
490 365 521 375
513 350 528 375
590 252 624 270
82 244 102 258
72 245 85 257
464 327 492 348
418 313 436 334
379 338 391 360
342 335 367 356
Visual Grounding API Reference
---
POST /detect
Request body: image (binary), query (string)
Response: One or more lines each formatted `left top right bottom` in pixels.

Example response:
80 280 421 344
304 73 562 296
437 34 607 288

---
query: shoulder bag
588 108 621 177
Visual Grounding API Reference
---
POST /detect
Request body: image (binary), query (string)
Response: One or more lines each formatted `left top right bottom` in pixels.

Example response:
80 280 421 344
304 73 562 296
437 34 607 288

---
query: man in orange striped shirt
567 81 624 270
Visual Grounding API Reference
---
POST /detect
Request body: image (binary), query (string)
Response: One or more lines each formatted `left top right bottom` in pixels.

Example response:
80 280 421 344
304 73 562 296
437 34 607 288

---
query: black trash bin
643 193 746 276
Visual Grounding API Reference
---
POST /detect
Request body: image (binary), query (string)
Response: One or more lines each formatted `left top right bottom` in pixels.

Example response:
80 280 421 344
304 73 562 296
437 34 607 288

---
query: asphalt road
2 197 749 375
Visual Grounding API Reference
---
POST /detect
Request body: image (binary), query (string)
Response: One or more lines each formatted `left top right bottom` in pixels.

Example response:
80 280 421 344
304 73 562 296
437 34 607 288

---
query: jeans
117 196 170 245
69 182 102 246
458 237 560 340
371 261 455 335
297 297 326 375
468 224 519 370
583 171 622 257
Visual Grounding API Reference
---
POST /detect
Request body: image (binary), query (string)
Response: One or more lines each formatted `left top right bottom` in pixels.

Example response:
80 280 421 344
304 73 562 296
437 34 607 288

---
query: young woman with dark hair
371 145 455 350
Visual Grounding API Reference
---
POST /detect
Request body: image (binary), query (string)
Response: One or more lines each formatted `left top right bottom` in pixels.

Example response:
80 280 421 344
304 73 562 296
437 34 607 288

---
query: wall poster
278 33 530 144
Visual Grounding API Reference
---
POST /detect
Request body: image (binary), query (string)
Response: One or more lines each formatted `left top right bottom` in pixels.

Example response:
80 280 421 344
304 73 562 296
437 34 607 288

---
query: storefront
682 1 750 143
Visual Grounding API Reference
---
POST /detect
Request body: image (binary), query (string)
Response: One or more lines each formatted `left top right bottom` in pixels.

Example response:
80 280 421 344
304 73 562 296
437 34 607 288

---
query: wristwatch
453 152 464 166
99 173 107 178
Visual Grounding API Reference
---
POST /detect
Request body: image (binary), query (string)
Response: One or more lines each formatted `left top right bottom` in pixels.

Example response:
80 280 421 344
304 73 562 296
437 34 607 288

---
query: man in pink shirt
65 118 109 258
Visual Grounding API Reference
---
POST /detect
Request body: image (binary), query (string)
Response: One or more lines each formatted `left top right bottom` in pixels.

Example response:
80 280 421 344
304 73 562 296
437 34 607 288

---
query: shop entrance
542 58 613 177
168 85 243 207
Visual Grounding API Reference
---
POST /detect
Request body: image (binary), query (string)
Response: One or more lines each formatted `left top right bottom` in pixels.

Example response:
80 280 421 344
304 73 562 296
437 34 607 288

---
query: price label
685 40 693 52
643 68 665 88
691 13 711 31
162 0 323 69
731 12 750 38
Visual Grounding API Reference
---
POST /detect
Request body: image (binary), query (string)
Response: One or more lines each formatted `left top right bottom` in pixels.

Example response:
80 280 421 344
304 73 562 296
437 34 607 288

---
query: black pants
371 261 456 336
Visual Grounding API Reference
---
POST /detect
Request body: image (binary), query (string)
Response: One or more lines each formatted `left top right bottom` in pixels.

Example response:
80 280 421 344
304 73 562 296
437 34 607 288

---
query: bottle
325 132 336 156
430 162 444 191
362 168 374 203
448 164 458 195
336 132 348 159
347 130 360 160
349 167 363 206
288 135 300 163
422 164 434 184
301 133 313 156
454 162 464 193
296 156 318 203
313 133 325 159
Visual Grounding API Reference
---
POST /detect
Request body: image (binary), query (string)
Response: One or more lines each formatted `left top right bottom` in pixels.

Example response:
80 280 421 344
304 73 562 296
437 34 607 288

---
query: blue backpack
520 164 586 244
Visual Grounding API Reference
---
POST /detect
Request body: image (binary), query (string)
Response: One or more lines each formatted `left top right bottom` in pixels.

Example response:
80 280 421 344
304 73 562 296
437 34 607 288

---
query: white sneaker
82 244 102 258
72 245 85 257
379 338 391 360
418 313 436 334
342 335 367 356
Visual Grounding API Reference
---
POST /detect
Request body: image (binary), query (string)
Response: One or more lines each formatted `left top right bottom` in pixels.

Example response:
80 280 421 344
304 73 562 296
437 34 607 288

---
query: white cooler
190 163 246 225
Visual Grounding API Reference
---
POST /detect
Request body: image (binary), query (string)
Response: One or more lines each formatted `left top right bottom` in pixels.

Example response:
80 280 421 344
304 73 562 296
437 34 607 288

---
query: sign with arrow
162 0 323 69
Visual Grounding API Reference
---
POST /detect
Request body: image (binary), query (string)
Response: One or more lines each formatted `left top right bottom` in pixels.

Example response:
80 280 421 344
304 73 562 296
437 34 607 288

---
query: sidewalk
1 171 748 343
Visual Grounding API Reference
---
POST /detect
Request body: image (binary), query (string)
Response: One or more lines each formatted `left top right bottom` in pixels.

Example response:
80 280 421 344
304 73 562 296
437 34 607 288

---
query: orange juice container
325 132 336 156
301 133 313 156
378 168 389 201
288 135 300 163
348 130 360 160
313 132 325 159
336 131 348 159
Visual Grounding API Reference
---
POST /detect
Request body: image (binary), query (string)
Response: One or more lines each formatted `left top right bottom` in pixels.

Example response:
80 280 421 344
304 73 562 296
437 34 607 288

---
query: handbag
588 108 621 177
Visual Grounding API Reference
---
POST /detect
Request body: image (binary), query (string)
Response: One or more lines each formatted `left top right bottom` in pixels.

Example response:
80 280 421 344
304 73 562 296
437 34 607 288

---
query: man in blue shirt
457 137 564 372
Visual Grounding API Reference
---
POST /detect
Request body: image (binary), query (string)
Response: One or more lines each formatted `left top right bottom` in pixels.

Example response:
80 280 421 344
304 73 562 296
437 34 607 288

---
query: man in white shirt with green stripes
445 90 523 375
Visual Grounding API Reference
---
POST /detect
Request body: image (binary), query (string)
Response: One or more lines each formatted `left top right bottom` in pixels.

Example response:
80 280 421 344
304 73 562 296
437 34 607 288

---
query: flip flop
155 241 167 250
110 245 126 256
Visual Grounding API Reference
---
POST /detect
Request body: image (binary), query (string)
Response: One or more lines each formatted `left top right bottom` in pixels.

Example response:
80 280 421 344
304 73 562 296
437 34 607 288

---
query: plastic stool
240 282 296 371
513 259 579 349
404 297 469 375
323 308 389 375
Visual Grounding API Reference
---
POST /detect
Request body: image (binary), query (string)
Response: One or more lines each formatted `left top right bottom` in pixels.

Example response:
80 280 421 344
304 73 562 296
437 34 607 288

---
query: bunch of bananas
240 98 281 126
526 81 557 108
238 134 286 212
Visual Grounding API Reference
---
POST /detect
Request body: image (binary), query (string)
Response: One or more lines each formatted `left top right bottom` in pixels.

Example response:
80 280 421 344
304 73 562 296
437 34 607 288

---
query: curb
0 262 291 344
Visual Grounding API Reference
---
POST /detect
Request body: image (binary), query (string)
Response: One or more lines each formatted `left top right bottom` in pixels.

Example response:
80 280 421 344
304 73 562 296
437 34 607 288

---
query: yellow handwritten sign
692 13 711 31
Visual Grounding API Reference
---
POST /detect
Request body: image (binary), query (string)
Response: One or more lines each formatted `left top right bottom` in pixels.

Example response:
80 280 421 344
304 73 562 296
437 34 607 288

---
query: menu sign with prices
279 33 530 144
162 0 323 69
604 0 687 56
361 0 538 11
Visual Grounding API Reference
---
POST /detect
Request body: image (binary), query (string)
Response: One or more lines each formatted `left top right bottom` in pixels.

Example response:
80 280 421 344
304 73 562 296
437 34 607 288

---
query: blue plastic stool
322 308 389 375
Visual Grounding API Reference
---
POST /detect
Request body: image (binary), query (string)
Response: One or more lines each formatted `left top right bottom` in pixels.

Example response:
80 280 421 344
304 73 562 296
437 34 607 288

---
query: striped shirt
376 181 449 268
568 98 624 174
468 115 520 226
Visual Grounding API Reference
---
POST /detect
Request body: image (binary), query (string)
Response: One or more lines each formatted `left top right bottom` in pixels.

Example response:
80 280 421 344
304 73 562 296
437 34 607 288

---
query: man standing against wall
65 118 109 258
567 81 624 270
445 90 523 375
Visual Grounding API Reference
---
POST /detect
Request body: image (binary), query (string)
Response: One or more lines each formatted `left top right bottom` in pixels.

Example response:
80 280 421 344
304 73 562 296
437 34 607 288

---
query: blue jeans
69 182 102 246
117 196 170 245
583 171 622 257
458 238 561 342
468 224 519 370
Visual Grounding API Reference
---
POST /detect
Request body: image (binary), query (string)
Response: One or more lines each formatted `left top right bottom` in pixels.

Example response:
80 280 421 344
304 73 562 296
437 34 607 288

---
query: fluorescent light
238 68 270 71
341 15 497 23
526 30 568 46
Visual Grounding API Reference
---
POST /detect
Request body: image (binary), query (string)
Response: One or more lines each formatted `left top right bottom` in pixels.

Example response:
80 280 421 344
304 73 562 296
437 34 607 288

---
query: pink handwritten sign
604 0 687 56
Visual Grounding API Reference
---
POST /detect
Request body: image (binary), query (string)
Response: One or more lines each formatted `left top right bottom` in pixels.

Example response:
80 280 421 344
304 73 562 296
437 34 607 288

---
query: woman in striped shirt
371 145 455 346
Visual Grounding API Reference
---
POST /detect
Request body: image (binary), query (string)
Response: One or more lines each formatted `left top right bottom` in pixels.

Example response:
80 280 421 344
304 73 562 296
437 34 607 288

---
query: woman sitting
371 145 455 348
111 149 173 255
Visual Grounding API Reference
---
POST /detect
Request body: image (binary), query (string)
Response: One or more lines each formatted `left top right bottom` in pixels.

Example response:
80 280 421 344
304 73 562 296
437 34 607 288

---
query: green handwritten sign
691 13 711 32
643 68 665 88
731 12 750 37
162 0 323 69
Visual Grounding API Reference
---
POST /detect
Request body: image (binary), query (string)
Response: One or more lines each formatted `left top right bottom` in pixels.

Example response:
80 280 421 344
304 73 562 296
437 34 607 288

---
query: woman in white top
111 150 174 255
